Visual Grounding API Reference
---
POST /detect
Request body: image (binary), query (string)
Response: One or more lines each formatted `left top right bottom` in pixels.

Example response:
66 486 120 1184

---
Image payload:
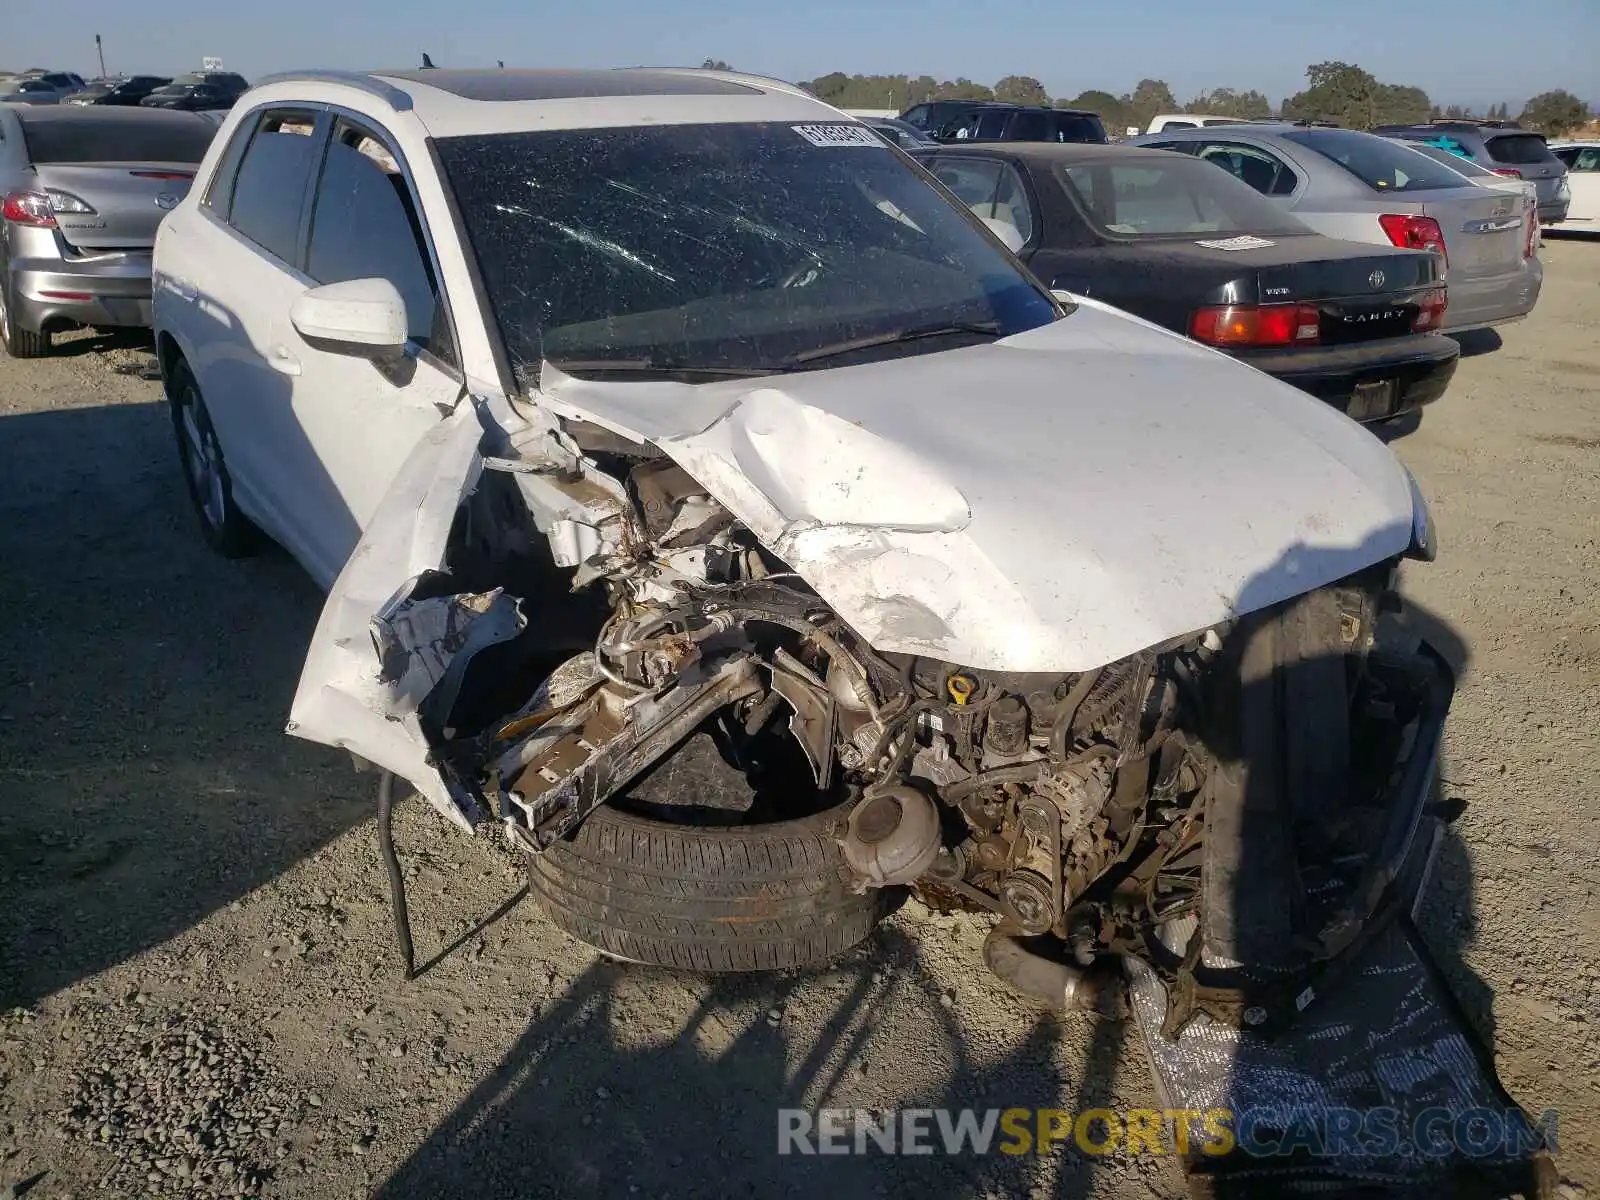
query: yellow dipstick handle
947 674 976 705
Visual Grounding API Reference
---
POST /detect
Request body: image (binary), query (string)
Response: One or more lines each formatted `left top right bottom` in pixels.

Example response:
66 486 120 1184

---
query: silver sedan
1129 123 1541 332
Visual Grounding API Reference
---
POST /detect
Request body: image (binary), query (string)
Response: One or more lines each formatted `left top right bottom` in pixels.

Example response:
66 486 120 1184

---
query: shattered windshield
434 122 1058 381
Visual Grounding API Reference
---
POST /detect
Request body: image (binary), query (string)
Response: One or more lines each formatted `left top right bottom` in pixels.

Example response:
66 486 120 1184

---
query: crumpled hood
540 300 1416 671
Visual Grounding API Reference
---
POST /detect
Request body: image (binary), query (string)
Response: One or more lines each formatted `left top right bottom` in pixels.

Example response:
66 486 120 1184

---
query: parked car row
0 69 249 111
1125 124 1542 333
4 74 1551 432
913 141 1458 423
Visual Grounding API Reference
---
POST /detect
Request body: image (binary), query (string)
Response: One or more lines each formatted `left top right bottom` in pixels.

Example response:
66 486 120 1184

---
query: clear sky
7 0 1596 112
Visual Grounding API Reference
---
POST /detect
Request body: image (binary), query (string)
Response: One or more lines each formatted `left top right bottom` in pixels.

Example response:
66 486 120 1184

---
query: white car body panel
1550 142 1600 229
538 302 1415 675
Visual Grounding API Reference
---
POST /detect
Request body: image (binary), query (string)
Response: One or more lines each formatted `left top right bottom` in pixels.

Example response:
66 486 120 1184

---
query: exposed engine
426 424 1436 1034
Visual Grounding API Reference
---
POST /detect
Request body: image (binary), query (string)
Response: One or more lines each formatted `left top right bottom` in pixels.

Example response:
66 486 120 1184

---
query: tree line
749 59 1592 137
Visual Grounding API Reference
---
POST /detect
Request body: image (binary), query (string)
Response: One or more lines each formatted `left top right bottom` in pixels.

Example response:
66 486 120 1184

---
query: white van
1145 113 1248 134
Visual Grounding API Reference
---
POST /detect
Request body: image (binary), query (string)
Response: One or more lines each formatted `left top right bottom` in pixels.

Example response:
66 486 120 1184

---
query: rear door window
18 115 214 164
1281 128 1464 193
928 156 1033 244
901 105 931 130
223 109 322 265
1051 112 1106 143
926 157 1003 207
1194 141 1300 196
1485 134 1558 166
1009 110 1049 141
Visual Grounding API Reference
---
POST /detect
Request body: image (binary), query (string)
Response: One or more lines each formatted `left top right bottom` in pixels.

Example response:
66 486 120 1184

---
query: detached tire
528 799 884 971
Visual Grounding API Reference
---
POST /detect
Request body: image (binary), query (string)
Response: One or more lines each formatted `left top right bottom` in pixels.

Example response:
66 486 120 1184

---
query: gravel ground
1 241 1597 1199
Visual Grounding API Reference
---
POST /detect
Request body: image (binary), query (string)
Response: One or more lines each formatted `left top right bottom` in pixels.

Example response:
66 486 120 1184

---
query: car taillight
1189 303 1321 348
1 190 56 227
1492 168 1523 178
44 189 96 214
1525 210 1539 258
1410 288 1448 332
1378 214 1449 268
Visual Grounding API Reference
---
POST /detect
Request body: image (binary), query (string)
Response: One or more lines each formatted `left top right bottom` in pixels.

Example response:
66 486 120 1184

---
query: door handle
267 344 302 376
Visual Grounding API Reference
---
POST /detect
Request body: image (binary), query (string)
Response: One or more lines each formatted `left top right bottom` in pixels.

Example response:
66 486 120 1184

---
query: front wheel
168 360 258 557
528 795 886 972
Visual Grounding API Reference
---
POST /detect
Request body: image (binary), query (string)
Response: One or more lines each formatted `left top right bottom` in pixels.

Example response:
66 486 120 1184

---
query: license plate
1349 378 1400 422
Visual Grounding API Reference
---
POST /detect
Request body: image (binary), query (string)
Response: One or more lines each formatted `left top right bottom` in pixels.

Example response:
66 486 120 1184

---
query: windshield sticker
1194 235 1277 251
793 124 885 149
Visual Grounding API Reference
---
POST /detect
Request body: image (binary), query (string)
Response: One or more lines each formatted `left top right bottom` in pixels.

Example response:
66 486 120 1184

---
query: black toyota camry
911 141 1459 423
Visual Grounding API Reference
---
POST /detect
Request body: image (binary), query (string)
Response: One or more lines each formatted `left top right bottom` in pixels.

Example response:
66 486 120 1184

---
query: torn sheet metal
287 401 506 831
371 582 526 731
538 301 1418 673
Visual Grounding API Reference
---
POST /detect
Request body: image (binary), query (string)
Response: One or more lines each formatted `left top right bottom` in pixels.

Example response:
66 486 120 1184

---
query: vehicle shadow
48 326 155 358
0 380 365 1010
1452 328 1503 359
372 924 1143 1199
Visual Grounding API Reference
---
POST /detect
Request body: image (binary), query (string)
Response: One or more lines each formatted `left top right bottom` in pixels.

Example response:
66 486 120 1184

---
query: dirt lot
2 240 1597 1200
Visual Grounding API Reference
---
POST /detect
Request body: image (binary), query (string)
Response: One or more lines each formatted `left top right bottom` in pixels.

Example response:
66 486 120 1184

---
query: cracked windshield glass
435 121 1058 382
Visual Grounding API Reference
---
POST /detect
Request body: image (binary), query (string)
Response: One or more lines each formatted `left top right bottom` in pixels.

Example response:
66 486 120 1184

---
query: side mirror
980 217 1025 253
291 277 407 355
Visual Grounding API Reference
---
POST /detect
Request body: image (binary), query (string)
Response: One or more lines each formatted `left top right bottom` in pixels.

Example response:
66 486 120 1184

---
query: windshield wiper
545 358 781 380
781 320 1004 367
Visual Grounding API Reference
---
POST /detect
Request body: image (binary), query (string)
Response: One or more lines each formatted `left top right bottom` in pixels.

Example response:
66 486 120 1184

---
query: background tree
700 59 732 70
1519 90 1590 136
1122 78 1177 131
1189 87 1273 119
1282 61 1379 126
1060 88 1128 131
1374 83 1431 125
1282 62 1430 128
993 75 1049 106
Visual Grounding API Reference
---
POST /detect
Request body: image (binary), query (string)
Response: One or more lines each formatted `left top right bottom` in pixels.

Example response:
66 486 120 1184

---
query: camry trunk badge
1368 269 1386 289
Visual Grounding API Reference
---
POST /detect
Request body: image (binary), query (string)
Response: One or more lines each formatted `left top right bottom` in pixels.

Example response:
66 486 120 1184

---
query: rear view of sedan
912 142 1457 423
0 107 215 356
1130 124 1541 333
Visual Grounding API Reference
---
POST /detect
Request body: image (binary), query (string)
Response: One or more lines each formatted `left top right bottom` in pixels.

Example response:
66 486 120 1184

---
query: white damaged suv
153 69 1449 1033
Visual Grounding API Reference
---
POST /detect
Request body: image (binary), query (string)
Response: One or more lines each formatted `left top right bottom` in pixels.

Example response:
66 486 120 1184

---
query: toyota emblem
154 192 179 211
1368 269 1386 289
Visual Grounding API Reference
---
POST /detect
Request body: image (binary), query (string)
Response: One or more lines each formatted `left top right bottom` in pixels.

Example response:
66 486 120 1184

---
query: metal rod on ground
377 771 415 980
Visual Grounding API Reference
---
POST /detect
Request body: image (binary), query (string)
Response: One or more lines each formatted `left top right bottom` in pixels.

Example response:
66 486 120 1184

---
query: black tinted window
226 111 319 263
1051 113 1107 143
1195 142 1300 195
1486 134 1556 165
307 123 444 352
1010 111 1049 140
19 115 214 164
436 122 1056 380
1282 129 1466 193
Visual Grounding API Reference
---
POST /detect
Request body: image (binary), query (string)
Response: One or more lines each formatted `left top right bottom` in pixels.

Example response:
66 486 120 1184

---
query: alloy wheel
180 390 227 531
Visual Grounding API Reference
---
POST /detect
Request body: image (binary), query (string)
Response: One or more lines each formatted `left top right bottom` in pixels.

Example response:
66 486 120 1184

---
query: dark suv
899 100 1108 145
1373 121 1570 225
